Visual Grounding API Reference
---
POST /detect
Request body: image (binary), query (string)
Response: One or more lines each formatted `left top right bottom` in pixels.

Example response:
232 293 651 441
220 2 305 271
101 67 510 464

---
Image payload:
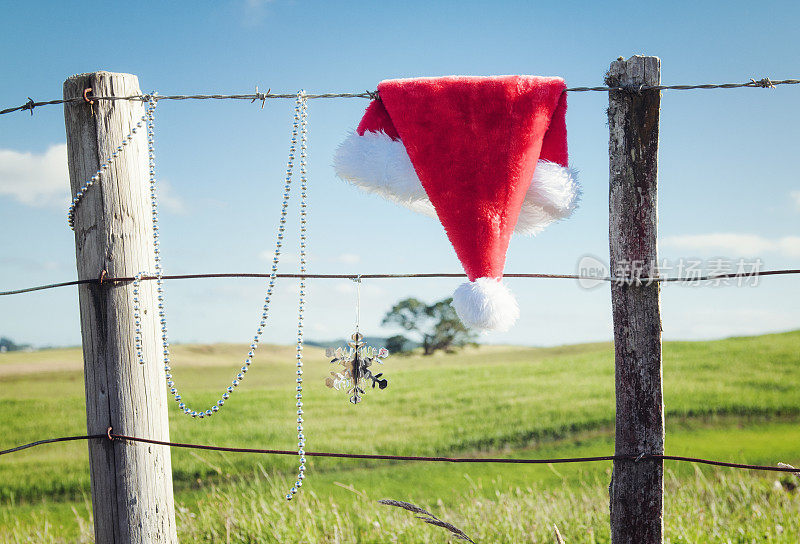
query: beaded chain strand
70 90 311 500
131 93 309 425
287 92 308 500
67 100 154 230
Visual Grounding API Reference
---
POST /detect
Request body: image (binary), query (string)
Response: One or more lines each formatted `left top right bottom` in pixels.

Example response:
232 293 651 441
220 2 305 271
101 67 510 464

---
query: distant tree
381 297 476 356
384 335 411 355
0 337 28 352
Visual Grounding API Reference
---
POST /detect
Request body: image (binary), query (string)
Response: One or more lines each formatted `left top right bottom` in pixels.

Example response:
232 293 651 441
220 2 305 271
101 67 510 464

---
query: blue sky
1 0 798 348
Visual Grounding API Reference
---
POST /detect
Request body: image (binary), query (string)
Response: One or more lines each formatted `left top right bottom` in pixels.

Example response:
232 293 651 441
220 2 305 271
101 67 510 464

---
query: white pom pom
451 278 520 332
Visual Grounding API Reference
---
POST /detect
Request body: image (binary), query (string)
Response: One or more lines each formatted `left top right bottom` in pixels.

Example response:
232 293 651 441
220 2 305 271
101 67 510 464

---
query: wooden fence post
63 72 178 544
606 56 664 543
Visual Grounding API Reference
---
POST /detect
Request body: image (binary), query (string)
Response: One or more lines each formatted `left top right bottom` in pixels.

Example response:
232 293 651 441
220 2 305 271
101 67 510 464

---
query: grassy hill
1 331 799 542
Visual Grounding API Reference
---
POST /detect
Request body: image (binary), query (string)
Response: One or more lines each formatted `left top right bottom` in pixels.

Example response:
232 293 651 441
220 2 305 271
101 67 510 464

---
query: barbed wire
566 77 798 92
2 78 798 116
0 91 376 116
0 269 797 297
1 429 798 475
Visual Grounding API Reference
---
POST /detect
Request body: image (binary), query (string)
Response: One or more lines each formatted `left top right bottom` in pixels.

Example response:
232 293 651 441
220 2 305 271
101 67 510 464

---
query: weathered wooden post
606 56 664 543
63 72 177 544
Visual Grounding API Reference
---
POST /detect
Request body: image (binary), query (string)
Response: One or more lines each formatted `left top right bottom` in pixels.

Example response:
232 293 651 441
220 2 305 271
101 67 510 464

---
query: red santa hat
334 76 579 331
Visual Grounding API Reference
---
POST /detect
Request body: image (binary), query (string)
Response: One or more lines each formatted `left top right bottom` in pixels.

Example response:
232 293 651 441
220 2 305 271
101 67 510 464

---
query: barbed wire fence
1 63 799 542
1 268 798 297
1 428 798 475
2 76 799 116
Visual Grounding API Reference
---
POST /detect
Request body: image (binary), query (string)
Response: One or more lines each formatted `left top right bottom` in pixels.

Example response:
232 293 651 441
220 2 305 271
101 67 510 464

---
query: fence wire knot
22 97 36 115
618 84 648 95
751 77 775 88
252 86 269 108
366 89 380 101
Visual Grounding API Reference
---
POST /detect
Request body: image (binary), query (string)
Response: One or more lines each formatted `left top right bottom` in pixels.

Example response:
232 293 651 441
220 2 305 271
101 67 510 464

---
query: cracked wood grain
64 71 177 544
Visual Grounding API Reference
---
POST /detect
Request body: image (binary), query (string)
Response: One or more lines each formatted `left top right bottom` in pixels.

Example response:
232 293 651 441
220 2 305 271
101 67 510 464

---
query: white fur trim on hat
451 278 520 332
333 132 579 234
333 131 437 217
517 161 581 235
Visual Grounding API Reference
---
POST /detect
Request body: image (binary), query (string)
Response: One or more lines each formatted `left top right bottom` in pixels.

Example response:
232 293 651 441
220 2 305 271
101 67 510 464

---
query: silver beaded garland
287 91 308 500
75 89 312 502
132 91 310 438
68 101 151 230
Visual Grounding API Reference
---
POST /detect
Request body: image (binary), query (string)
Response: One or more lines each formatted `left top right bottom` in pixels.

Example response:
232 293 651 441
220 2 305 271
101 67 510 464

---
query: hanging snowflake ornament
325 332 389 404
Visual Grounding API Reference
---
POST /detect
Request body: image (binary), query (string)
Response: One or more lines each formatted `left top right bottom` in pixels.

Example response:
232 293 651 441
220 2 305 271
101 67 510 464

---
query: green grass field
1 331 799 542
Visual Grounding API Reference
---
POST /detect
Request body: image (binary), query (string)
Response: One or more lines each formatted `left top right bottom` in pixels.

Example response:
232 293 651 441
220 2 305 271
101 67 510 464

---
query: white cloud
336 252 361 265
791 190 800 211
243 0 274 25
333 281 385 296
662 233 800 258
309 322 331 335
259 251 298 263
663 305 799 340
0 144 186 214
0 256 64 272
0 144 69 206
157 181 187 214
335 282 356 294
